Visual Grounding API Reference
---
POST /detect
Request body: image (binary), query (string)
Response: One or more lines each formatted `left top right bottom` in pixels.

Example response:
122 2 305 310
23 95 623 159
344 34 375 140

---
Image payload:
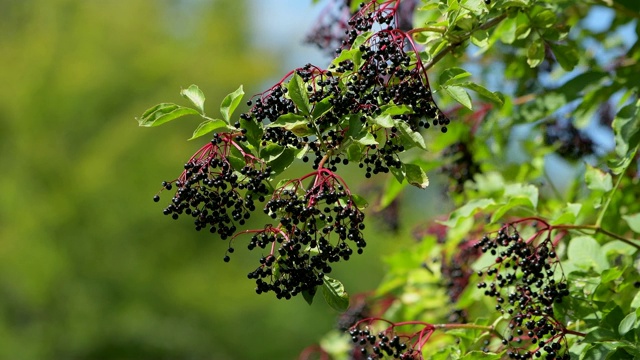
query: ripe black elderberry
244 169 366 299
348 319 432 360
156 133 271 240
474 222 570 360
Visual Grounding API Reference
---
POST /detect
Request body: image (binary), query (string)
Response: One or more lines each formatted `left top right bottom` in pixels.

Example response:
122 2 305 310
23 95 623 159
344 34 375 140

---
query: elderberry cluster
441 141 481 193
240 0 448 179
155 134 271 240
474 225 570 360
348 327 417 360
543 119 595 161
244 170 366 299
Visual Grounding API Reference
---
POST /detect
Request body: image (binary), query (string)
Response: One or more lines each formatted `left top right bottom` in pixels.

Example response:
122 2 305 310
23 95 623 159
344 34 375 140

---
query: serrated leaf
288 72 310 116
137 103 199 127
220 85 244 122
189 119 228 140
459 82 504 106
443 85 473 110
322 276 349 312
585 164 613 192
181 84 206 114
404 163 429 189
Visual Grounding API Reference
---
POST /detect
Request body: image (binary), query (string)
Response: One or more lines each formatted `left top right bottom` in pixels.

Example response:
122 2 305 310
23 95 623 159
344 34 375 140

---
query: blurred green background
0 1 442 359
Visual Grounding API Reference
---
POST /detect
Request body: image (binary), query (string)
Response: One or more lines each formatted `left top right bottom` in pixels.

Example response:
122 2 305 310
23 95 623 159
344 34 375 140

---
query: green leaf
613 100 640 158
440 199 495 227
549 42 579 71
404 163 429 189
137 103 199 127
370 114 394 128
618 312 637 336
260 143 285 162
550 203 582 225
439 67 472 85
527 39 545 68
495 14 517 44
268 148 295 175
459 82 504 106
302 288 316 306
220 85 244 123
585 164 613 192
350 193 369 209
240 118 263 150
443 85 473 110
471 29 489 47
226 155 246 172
189 119 228 140
269 113 312 136
395 121 427 150
531 8 555 29
346 143 363 162
380 104 413 116
354 132 378 146
288 72 311 116
181 84 206 114
322 276 349 312
311 97 332 119
567 236 609 272
622 213 640 233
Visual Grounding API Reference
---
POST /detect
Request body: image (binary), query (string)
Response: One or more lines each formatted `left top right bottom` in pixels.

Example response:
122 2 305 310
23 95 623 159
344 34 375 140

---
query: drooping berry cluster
155 133 271 240
474 221 571 360
543 119 595 161
242 169 366 299
240 0 449 179
348 319 433 360
441 239 482 304
441 141 482 193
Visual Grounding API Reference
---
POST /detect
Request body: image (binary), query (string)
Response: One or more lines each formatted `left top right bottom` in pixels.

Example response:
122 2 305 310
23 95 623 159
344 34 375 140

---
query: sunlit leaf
188 119 228 140
220 85 245 122
181 84 206 114
137 103 199 127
